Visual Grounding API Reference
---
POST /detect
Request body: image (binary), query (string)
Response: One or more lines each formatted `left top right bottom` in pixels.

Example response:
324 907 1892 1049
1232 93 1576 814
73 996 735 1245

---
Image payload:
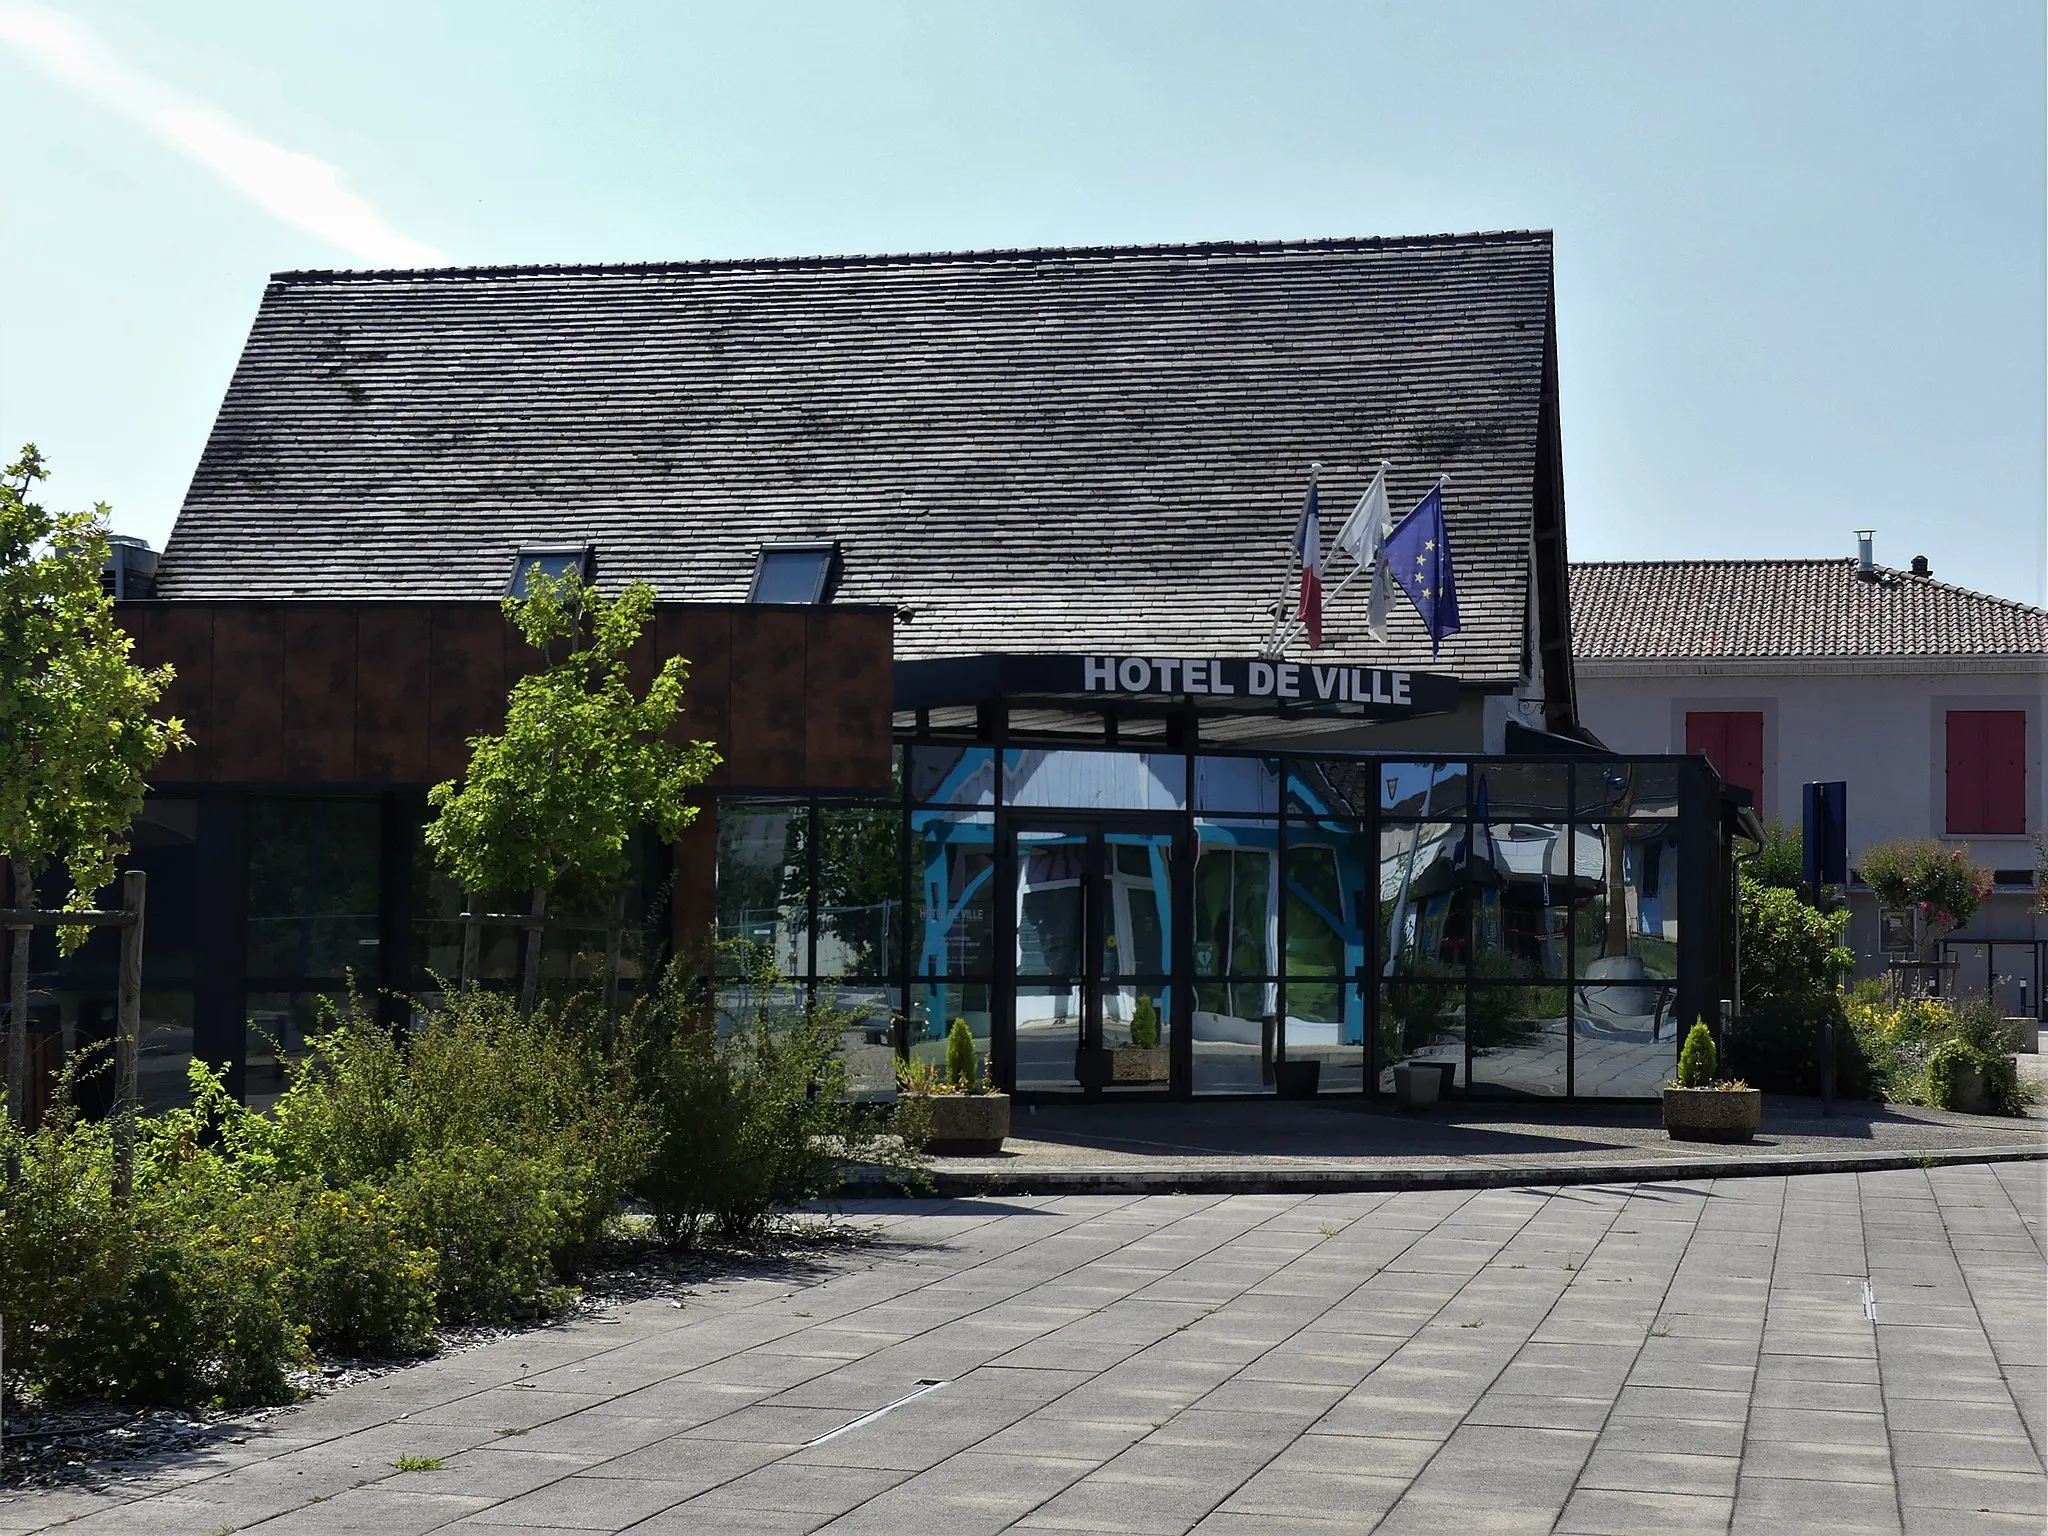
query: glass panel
1284 977 1364 1095
814 805 902 980
911 811 996 981
714 976 810 1034
1016 830 1087 978
1574 826 1679 981
1471 823 1571 980
245 990 331 1113
1194 756 1280 814
1378 821 1462 973
246 799 381 981
1103 984 1171 1064
1003 749 1186 811
818 983 901 1101
1574 761 1679 820
60 989 195 1117
139 991 196 1114
910 744 996 806
908 982 991 1058
1467 985 1569 1097
1287 760 1375 819
1376 979 1463 1093
1193 978 1274 1095
1379 760 1468 819
1103 832 1172 979
1573 982 1678 1098
1474 762 1570 819
1012 983 1080 1092
1194 819 1279 978
716 804 809 977
133 800 198 984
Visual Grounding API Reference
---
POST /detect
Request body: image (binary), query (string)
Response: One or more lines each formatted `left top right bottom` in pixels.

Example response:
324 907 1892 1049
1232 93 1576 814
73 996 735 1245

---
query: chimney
1909 554 1931 578
1854 529 1875 579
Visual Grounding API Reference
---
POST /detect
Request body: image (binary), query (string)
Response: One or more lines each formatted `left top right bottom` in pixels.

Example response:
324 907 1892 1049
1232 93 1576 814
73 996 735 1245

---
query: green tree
425 573 719 1012
1 447 187 1125
1750 818 1804 891
1739 877 1852 1007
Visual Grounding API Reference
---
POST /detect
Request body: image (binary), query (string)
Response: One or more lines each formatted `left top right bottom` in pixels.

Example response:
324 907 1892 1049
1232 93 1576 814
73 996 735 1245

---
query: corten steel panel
355 606 432 782
803 608 892 789
728 609 808 787
657 606 733 787
210 606 286 781
428 606 508 784
672 808 718 957
282 606 359 781
139 605 215 781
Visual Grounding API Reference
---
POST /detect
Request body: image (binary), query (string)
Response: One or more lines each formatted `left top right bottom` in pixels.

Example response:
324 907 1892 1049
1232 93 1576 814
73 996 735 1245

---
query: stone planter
1662 1086 1762 1143
1392 1062 1440 1109
1111 1047 1170 1084
1947 1064 1991 1115
918 1092 1010 1155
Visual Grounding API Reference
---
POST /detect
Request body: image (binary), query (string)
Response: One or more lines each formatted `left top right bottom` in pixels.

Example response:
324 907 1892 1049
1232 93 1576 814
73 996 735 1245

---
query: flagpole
1266 463 1319 655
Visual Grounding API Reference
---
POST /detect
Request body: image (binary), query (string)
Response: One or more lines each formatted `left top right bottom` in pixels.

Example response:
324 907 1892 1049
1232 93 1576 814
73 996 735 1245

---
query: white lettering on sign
1069 656 1424 708
1084 656 1116 691
1153 658 1180 692
1248 661 1275 696
1182 659 1206 693
1312 666 1341 701
1392 671 1411 705
1209 662 1234 695
1276 663 1302 699
1118 657 1151 691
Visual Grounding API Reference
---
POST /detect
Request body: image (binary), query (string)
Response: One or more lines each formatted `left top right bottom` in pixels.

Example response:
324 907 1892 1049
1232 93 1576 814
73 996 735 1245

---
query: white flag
1332 464 1391 564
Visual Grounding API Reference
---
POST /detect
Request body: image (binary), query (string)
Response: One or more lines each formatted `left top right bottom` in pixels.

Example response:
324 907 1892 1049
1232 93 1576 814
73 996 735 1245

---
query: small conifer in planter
897 1018 1009 1154
1662 1020 1763 1142
1109 995 1170 1083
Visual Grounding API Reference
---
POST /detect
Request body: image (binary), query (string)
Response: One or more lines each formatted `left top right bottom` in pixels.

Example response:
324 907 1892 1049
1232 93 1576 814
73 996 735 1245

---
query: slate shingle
159 233 1561 684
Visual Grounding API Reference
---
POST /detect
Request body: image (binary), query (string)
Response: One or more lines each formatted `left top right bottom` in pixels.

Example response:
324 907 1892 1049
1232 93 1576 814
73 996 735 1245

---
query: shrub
282 1183 438 1356
1740 878 1852 1005
0 1090 309 1411
1752 818 1805 892
1676 1021 1718 1087
1130 995 1160 1050
1858 838 1992 935
626 955 925 1246
1845 991 2034 1116
944 1017 977 1088
1724 995 1873 1099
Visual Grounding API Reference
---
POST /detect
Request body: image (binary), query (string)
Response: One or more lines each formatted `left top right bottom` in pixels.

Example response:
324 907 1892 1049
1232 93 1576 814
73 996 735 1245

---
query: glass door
1009 819 1175 1094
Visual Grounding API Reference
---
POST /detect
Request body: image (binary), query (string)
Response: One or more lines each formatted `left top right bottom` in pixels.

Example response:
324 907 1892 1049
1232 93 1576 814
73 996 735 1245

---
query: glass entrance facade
716 742 1740 1102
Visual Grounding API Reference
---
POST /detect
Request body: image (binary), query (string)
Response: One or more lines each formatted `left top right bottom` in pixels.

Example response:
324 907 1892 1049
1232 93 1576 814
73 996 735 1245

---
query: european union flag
1382 483 1461 657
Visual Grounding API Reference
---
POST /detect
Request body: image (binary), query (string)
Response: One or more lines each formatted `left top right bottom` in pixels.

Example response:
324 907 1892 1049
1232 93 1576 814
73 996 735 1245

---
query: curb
841 1144 2048 1199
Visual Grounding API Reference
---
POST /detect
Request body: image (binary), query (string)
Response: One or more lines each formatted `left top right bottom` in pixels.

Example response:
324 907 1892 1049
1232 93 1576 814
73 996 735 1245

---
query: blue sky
4 0 2043 604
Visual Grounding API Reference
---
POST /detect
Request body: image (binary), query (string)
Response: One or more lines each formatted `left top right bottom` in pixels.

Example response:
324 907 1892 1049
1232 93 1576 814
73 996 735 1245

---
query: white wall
1576 659 2047 966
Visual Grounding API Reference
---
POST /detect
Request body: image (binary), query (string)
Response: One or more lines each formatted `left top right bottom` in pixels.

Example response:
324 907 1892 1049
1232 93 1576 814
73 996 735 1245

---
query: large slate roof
161 233 1565 685
1571 559 2048 661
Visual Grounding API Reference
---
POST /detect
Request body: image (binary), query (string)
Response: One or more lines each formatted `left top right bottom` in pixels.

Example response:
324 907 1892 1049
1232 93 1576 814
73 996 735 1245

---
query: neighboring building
1572 548 2048 1014
18 233 1749 1111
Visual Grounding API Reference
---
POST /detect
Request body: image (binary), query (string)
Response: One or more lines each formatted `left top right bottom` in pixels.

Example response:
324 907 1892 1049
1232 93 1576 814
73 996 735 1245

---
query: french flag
1295 479 1324 648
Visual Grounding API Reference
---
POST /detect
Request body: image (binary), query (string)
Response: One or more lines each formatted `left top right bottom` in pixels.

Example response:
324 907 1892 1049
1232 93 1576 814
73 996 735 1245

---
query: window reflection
1467 985 1568 1098
911 810 996 980
1004 749 1186 811
1379 760 1468 819
1574 825 1679 981
1573 983 1678 1096
716 804 810 977
246 799 380 981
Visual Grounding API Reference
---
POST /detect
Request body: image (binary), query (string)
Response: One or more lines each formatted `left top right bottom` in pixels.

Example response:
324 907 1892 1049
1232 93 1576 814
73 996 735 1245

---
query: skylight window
505 545 594 598
749 542 840 605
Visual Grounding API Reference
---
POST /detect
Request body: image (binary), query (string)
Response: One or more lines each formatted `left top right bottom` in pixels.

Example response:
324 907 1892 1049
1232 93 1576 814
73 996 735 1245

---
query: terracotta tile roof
158 232 1563 682
1570 559 2048 661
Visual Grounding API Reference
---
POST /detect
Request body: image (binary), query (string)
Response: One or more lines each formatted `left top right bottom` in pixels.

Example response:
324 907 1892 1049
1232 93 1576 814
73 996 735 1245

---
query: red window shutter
1686 712 1764 818
1950 711 2027 835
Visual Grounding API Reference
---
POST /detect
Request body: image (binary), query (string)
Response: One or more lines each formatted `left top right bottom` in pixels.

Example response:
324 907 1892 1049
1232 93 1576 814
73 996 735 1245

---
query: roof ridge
268 229 1555 285
1571 557 2045 616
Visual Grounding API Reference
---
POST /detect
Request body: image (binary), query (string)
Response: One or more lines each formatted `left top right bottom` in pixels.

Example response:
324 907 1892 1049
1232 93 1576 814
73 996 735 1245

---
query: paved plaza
5 1165 2044 1535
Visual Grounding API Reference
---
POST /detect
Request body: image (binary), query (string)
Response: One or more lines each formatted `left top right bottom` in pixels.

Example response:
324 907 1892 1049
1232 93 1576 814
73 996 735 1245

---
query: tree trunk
8 857 30 1131
520 885 548 1013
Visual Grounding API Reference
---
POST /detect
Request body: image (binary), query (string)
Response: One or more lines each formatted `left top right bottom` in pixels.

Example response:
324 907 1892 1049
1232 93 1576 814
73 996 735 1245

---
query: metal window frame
748 541 841 605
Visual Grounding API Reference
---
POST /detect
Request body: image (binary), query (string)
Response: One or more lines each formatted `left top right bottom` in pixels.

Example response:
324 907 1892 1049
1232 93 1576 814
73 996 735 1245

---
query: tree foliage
424 572 719 1005
0 445 187 936
1750 818 1804 892
1739 877 1852 1007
